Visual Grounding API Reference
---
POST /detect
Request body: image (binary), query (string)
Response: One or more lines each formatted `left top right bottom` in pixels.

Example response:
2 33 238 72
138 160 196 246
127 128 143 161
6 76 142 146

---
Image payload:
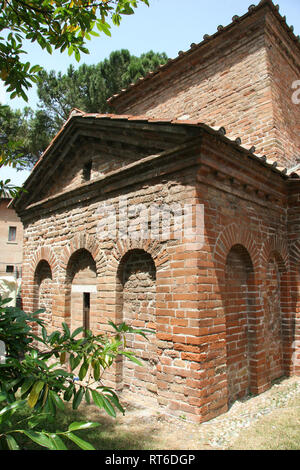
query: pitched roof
107 0 300 107
18 108 292 193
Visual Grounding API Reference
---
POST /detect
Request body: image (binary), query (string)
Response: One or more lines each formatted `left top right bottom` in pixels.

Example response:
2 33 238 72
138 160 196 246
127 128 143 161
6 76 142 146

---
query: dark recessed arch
116 248 157 395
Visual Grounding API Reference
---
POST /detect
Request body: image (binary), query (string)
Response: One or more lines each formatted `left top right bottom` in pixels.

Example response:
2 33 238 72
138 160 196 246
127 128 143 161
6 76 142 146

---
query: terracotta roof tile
29 109 290 181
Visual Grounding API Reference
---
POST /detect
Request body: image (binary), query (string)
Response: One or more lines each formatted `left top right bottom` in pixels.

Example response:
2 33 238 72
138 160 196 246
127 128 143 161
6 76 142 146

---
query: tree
0 295 151 450
0 0 150 102
0 48 168 171
36 49 168 130
0 104 50 171
0 0 150 196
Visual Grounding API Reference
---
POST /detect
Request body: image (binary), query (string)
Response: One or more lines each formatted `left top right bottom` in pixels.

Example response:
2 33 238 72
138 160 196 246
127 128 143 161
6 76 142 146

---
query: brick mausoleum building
13 0 300 423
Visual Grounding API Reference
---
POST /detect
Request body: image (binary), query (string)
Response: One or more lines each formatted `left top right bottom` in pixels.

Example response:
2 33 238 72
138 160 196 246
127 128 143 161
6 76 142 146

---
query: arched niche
33 260 53 331
224 244 256 404
116 249 157 395
65 248 97 334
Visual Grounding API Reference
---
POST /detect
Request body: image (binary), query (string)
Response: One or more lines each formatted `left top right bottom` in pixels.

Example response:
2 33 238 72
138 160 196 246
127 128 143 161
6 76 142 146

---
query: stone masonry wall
18 129 299 423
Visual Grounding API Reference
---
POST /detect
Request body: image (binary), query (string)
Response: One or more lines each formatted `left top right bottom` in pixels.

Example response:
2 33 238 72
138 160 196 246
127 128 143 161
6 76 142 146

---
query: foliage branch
0 295 152 450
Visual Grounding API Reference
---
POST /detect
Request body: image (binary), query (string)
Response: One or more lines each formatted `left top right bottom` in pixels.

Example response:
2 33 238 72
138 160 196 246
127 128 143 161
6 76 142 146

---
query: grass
228 396 300 450
5 402 159 450
4 388 300 450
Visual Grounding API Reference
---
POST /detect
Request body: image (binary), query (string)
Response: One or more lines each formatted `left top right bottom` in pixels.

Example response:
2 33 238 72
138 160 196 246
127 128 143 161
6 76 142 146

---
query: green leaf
101 395 116 418
46 43 52 54
103 389 125 415
49 390 65 411
68 421 100 432
41 327 48 342
49 434 68 450
62 322 70 338
91 389 104 409
21 378 35 396
6 434 20 450
69 354 81 371
23 430 56 450
79 360 88 381
66 432 96 450
0 400 26 418
120 351 144 366
64 383 74 402
93 360 100 381
30 64 43 74
0 392 7 403
72 387 84 410
28 413 51 430
75 50 81 62
28 381 44 408
71 327 84 339
85 388 91 405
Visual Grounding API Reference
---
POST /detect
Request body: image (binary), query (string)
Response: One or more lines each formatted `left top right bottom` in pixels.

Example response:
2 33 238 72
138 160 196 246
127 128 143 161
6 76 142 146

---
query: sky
1 0 300 185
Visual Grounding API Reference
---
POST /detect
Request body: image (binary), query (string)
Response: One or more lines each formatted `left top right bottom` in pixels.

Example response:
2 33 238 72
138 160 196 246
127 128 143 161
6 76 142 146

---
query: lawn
228 396 300 450
7 392 300 450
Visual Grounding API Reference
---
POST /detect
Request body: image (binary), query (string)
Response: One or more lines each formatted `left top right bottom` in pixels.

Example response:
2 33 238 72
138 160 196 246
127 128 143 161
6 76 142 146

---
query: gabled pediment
13 111 203 211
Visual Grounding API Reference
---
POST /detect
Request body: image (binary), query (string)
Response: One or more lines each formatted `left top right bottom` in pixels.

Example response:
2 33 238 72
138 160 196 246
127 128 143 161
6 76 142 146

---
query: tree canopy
0 0 149 102
37 48 168 127
0 0 151 196
0 49 168 171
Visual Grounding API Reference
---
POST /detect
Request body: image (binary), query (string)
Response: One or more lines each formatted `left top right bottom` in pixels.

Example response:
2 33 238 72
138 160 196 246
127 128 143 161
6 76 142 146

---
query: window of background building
6 265 14 273
8 226 17 242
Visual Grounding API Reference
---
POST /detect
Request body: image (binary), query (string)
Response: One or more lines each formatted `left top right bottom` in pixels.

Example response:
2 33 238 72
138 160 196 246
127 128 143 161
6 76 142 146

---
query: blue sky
1 0 300 185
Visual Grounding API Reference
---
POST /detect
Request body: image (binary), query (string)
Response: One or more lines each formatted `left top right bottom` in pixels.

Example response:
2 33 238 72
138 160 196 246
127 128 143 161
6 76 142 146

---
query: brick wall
264 254 284 381
265 9 300 167
118 249 157 395
17 122 299 423
111 4 300 168
224 245 254 404
33 260 53 329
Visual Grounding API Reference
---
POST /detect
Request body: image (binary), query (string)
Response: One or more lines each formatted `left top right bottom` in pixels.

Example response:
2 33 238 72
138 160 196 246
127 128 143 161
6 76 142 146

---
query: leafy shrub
0 296 151 450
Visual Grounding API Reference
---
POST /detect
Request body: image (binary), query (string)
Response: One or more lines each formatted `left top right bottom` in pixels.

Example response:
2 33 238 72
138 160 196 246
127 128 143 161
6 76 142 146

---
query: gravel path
119 376 300 450
198 377 300 449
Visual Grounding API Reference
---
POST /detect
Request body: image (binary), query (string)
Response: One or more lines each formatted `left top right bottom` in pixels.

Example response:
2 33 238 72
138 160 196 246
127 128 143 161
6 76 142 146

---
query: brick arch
289 239 300 269
28 245 59 283
60 233 107 276
58 234 107 332
115 248 158 395
27 247 58 332
106 238 170 275
260 235 291 380
213 224 265 399
260 235 289 275
213 223 260 273
284 239 300 376
101 239 170 392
